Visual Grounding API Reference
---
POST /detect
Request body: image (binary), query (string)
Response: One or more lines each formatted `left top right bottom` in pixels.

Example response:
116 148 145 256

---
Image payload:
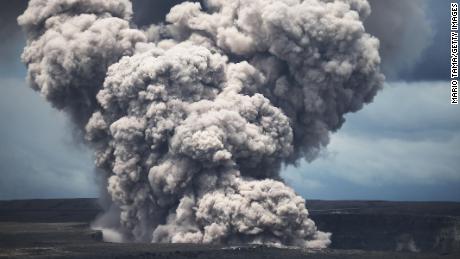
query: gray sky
0 0 459 201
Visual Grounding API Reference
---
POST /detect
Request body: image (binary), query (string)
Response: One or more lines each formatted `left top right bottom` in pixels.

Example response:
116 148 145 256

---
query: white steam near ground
18 0 384 248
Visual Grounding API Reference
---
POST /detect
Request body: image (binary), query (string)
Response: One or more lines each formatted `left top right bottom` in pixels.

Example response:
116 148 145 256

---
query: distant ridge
1 198 460 222
0 198 100 222
1 198 460 254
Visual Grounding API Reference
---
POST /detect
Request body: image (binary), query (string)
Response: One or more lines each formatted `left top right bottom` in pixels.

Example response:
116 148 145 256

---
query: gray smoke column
365 0 432 78
18 0 384 248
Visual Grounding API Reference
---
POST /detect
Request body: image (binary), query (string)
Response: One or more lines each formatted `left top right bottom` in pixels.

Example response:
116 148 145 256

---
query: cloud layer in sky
0 78 97 199
283 81 460 201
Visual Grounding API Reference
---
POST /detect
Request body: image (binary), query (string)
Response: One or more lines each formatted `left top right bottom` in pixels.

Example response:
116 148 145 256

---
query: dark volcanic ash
18 0 384 248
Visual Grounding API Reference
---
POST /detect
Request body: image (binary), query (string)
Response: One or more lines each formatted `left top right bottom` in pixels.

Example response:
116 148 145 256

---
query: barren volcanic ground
0 199 459 258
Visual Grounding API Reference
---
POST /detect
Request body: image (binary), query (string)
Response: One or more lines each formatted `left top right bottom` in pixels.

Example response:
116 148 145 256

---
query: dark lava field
1 198 459 258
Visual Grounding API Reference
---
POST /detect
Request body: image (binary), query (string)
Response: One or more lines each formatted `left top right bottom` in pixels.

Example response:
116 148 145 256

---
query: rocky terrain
0 198 459 258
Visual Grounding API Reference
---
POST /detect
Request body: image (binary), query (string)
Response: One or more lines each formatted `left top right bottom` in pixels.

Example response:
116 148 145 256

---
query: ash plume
19 0 384 248
365 0 432 79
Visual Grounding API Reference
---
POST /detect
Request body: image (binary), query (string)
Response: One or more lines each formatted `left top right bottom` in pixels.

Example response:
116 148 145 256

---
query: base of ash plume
0 198 459 258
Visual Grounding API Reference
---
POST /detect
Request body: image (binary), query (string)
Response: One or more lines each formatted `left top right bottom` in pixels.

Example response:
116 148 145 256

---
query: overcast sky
0 0 459 201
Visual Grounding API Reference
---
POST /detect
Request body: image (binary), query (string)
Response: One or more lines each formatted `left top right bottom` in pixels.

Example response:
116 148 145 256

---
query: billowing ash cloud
18 0 146 125
365 0 432 79
19 0 384 248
